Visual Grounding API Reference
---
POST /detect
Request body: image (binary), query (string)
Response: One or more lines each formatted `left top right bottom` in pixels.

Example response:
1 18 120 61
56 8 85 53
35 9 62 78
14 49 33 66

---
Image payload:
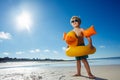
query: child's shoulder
80 28 85 32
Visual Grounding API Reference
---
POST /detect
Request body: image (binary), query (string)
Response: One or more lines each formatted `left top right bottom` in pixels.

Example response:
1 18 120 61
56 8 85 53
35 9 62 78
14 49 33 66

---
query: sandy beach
0 61 120 80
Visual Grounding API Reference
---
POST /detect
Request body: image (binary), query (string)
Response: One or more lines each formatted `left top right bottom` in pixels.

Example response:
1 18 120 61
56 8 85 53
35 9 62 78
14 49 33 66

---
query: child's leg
82 59 95 79
74 60 81 76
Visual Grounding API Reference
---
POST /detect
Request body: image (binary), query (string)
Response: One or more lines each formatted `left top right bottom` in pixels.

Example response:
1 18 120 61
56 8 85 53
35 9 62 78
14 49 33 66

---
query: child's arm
86 37 94 49
81 28 94 49
86 37 92 45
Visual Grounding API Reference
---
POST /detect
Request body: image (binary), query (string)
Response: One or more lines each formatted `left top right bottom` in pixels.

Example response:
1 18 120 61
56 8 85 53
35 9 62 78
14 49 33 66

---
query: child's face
71 19 80 28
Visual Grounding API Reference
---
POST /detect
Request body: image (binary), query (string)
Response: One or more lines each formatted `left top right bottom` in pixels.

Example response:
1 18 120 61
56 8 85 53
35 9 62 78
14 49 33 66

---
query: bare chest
73 28 83 37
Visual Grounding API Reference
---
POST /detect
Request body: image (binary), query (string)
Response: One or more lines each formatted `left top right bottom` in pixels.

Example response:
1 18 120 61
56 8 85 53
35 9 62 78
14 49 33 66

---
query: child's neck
74 26 80 29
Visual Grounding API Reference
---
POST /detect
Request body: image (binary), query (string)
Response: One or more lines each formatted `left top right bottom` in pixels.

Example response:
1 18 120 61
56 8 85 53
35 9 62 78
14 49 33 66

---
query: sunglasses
71 19 79 23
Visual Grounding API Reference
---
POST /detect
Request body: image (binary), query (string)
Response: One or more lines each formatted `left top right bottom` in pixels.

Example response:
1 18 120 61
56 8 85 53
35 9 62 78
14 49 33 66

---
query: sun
16 11 32 32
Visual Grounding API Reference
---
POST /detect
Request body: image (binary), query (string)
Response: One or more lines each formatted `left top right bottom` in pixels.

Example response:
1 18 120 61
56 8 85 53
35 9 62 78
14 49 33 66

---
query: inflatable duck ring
63 26 96 57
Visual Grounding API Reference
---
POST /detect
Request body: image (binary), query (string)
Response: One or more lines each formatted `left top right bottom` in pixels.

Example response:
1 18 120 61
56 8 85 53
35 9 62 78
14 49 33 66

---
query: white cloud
16 51 24 55
0 32 12 39
29 50 34 53
3 52 9 55
43 49 50 53
100 45 105 48
29 49 40 53
35 49 40 52
53 50 58 54
62 47 66 51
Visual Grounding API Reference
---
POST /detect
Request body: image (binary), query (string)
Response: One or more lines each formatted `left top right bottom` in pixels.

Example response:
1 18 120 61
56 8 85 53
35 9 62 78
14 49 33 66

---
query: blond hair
70 16 81 25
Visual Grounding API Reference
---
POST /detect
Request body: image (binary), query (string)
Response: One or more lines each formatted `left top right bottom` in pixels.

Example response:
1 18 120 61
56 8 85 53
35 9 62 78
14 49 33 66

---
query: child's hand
88 44 94 49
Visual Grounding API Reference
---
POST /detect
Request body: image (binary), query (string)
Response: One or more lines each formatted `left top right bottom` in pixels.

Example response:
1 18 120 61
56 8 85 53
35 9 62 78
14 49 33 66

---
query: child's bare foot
73 74 81 76
88 74 95 79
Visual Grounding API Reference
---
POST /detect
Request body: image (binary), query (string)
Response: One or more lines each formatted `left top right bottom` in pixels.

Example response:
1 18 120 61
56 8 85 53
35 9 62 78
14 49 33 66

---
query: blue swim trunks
75 55 88 60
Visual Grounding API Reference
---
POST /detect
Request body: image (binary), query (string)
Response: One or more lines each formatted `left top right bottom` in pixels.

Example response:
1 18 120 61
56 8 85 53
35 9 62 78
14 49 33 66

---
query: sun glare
16 11 32 32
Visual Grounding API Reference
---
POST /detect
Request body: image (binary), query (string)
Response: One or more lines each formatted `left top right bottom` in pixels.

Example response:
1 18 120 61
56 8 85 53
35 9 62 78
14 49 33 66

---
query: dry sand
0 64 120 80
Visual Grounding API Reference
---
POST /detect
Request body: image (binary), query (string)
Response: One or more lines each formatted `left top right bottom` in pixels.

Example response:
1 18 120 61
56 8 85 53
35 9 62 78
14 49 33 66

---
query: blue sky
0 0 120 60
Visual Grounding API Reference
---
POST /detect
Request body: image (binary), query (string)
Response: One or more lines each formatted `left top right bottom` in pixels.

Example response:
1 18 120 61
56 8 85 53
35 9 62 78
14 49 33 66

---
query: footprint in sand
59 75 65 80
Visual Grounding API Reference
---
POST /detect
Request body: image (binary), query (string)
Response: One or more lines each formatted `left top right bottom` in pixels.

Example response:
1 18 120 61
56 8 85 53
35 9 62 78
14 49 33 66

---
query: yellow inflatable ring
63 26 96 57
66 45 96 57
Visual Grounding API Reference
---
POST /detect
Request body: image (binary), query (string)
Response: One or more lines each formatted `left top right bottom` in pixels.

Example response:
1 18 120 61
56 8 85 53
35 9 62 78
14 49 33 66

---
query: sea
0 57 120 69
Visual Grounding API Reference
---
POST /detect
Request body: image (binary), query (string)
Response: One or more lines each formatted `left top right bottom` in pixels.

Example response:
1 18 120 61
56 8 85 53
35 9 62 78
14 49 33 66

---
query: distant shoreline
0 56 120 63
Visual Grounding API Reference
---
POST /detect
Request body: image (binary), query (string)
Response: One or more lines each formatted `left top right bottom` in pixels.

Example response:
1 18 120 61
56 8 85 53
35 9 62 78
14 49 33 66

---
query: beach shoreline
0 63 120 80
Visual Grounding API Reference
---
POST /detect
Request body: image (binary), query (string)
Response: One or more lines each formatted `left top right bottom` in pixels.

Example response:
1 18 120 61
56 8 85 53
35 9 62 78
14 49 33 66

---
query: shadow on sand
81 75 108 80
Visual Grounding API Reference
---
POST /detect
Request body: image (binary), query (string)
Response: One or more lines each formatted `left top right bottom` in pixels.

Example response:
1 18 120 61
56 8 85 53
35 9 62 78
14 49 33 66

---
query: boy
70 16 95 79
